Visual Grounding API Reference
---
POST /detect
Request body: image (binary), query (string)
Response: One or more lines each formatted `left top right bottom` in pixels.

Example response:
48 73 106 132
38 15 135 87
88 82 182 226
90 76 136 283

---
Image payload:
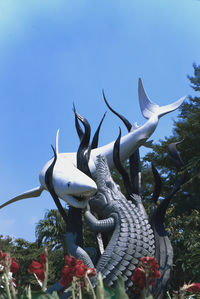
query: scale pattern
87 156 155 288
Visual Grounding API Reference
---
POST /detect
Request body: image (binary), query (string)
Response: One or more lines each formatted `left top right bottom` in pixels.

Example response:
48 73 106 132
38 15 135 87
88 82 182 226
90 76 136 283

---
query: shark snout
50 166 97 200
53 175 97 209
68 179 97 198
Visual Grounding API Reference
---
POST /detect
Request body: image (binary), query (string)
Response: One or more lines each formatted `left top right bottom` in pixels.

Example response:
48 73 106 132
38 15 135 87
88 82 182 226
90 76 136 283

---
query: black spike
91 112 107 149
73 103 84 140
45 145 68 223
129 150 141 195
113 128 132 196
168 142 184 170
103 90 141 195
76 111 92 177
102 90 132 130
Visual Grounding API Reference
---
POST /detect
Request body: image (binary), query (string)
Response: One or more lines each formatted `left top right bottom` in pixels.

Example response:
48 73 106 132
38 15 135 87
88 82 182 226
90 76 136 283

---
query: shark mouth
73 195 86 202
62 194 90 209
73 192 95 202
64 186 97 208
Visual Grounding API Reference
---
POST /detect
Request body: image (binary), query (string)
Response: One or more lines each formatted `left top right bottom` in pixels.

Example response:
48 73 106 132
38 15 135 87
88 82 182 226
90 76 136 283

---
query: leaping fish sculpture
0 79 185 209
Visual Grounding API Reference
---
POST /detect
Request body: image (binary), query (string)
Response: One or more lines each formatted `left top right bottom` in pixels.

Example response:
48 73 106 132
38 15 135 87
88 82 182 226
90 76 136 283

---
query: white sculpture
0 79 185 209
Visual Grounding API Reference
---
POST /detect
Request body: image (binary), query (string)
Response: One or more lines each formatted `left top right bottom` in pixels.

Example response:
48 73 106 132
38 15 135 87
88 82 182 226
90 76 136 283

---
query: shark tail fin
138 78 186 120
0 186 44 209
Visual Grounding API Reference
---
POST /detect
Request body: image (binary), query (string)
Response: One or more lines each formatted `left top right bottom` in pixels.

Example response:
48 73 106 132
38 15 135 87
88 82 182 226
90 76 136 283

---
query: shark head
39 152 97 209
0 150 97 210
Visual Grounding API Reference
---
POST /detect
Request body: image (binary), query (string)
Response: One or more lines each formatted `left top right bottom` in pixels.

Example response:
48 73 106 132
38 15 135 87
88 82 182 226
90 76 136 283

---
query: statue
0 79 186 298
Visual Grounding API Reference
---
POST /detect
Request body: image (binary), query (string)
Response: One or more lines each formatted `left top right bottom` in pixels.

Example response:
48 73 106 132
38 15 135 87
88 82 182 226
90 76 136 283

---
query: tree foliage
0 235 44 288
141 64 200 290
0 234 64 289
35 209 67 255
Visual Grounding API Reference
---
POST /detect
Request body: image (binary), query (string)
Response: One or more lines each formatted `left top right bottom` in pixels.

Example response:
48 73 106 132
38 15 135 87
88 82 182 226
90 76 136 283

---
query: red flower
71 256 77 267
62 264 71 275
65 256 71 265
0 251 6 261
60 256 96 287
10 258 19 274
140 257 159 274
28 260 45 281
188 283 200 294
28 249 48 282
142 256 158 267
131 257 161 291
74 263 88 278
0 252 19 274
132 267 146 289
87 268 96 277
60 273 74 287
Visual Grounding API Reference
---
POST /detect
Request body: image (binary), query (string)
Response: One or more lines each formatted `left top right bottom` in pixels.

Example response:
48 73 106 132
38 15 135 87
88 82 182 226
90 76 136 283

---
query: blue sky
0 0 200 242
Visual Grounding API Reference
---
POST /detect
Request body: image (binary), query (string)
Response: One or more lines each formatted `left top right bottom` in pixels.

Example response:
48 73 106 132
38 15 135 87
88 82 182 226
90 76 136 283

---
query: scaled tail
0 186 44 209
138 78 186 119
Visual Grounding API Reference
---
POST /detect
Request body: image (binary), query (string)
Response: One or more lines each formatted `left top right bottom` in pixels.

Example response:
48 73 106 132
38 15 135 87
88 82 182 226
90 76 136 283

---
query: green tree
35 208 98 263
0 234 13 251
0 235 45 289
142 64 200 289
12 238 43 289
35 209 67 255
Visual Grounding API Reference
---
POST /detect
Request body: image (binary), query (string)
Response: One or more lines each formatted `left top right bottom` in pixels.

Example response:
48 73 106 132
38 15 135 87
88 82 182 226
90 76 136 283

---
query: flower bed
0 249 199 299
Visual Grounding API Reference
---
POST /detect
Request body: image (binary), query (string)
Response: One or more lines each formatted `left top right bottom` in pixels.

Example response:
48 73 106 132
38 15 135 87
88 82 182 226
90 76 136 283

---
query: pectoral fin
0 186 44 209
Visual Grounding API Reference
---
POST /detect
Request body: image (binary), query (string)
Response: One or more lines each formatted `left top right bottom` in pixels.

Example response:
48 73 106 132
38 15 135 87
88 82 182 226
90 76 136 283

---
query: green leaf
96 273 104 299
114 275 129 299
103 286 115 299
95 273 115 299
0 288 9 299
140 290 154 299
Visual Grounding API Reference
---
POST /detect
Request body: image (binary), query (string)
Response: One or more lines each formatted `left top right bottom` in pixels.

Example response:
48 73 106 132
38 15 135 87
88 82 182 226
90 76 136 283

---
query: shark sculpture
0 79 185 209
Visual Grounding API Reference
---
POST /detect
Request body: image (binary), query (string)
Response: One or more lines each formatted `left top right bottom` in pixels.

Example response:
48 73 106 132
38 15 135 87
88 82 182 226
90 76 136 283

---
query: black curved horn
75 111 92 177
73 103 84 141
45 145 68 222
168 141 184 170
129 150 141 195
102 90 132 130
91 112 107 149
103 91 141 194
113 128 132 196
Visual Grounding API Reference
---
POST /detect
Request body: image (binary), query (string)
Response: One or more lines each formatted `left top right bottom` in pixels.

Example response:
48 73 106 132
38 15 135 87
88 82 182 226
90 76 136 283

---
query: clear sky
0 0 200 242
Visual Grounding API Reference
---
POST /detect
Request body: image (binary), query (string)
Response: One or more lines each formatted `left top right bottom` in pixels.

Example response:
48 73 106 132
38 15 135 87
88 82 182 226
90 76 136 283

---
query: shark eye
67 182 71 188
